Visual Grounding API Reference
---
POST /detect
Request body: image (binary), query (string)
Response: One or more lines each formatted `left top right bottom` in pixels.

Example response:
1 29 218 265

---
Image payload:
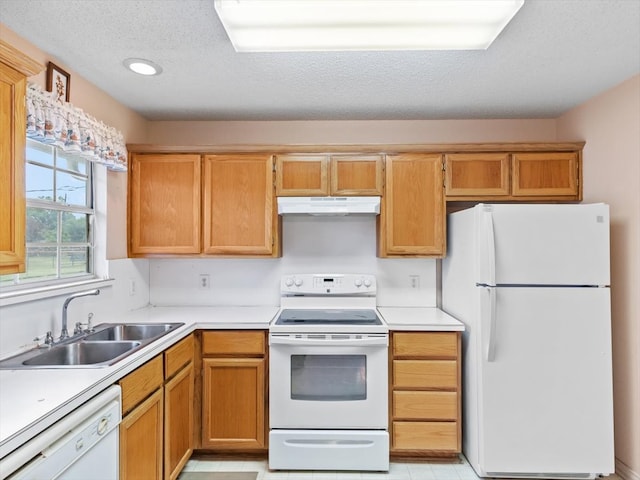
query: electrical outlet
409 275 420 289
129 279 136 296
199 274 210 290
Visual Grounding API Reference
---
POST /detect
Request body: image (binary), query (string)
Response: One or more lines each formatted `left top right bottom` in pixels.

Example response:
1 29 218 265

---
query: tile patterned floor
183 455 624 480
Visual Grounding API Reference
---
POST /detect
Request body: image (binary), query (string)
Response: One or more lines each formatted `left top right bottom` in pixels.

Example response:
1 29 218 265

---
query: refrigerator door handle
478 205 497 286
482 287 497 362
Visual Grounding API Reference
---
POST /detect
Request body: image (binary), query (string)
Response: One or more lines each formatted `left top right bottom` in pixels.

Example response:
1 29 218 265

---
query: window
0 140 95 287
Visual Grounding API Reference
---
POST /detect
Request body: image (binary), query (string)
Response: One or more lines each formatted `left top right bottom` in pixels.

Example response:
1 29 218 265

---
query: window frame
0 139 97 289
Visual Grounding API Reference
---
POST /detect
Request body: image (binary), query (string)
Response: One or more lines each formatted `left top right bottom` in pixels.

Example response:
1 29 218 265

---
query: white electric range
268 273 389 472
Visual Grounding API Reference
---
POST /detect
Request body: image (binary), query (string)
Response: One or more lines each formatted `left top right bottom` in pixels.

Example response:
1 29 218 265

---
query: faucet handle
34 331 54 347
74 313 95 335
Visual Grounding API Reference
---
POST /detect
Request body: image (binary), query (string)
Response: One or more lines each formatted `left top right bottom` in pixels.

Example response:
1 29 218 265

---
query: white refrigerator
442 203 614 479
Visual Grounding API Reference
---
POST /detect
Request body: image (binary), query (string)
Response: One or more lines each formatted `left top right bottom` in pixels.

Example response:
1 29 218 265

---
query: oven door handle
269 335 388 347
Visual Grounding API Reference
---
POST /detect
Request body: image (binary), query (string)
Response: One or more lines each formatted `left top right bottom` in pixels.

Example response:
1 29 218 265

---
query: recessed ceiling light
214 0 525 52
123 58 163 76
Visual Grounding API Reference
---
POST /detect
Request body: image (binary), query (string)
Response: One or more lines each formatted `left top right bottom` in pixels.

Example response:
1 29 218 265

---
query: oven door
269 333 388 429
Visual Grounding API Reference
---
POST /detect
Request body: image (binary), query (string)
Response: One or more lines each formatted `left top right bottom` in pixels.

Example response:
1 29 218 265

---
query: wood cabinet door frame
201 357 266 449
444 153 510 197
120 388 164 480
512 152 579 197
202 154 275 255
129 153 201 255
329 154 384 196
164 362 195 480
275 155 329 196
380 153 445 257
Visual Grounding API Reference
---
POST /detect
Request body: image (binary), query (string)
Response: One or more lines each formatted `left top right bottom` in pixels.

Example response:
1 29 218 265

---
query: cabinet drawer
393 421 458 451
202 331 266 355
393 391 457 420
165 334 194 379
393 360 457 389
393 332 457 358
120 355 164 414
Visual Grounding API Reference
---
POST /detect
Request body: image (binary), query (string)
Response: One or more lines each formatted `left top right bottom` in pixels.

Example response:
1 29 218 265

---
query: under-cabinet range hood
277 196 380 216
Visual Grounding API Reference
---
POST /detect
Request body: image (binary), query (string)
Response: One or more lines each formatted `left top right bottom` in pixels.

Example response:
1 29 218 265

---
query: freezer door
478 287 614 475
476 204 610 286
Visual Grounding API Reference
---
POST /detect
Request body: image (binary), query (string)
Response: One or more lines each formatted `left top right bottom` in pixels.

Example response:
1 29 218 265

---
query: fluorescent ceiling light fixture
214 0 525 52
123 58 163 76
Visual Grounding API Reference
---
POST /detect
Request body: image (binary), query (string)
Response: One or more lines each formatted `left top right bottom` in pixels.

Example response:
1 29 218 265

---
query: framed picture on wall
46 62 70 103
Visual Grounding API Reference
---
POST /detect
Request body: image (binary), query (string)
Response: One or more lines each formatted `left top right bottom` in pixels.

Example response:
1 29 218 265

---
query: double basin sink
0 323 184 369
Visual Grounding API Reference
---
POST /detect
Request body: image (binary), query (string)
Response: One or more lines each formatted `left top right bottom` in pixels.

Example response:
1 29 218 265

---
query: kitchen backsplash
149 216 437 307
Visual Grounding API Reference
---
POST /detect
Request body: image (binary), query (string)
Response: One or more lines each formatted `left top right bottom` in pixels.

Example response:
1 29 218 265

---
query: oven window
291 354 366 401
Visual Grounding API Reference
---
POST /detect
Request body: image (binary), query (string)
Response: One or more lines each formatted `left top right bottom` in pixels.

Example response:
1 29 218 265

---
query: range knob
294 277 303 287
363 278 372 288
284 277 294 287
354 278 363 287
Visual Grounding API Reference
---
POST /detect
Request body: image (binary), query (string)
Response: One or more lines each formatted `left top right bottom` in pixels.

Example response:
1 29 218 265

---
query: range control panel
281 274 376 296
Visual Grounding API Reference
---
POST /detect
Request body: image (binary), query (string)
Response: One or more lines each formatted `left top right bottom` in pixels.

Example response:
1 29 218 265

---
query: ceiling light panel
214 0 525 52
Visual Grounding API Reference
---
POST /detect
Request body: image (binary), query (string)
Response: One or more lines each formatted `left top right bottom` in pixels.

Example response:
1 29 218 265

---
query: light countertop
378 307 465 331
0 305 278 458
0 305 462 459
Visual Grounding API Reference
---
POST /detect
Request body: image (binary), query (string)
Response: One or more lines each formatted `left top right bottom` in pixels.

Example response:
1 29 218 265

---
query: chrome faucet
60 289 100 340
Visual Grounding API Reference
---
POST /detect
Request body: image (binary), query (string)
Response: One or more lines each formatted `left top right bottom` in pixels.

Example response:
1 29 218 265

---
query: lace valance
26 83 128 172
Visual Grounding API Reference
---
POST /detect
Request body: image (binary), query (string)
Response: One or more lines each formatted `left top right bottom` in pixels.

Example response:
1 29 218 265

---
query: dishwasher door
1 385 121 480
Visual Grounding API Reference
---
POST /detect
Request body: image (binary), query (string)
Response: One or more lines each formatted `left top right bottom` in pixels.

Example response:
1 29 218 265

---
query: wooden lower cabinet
200 330 267 451
164 336 195 480
119 334 195 480
120 388 164 480
390 332 461 456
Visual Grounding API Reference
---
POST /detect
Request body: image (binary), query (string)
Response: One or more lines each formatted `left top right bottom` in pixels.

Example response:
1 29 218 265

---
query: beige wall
557 75 640 476
146 118 557 145
0 24 147 259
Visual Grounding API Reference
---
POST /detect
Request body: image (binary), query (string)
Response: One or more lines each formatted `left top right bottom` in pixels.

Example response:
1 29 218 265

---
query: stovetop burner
276 308 382 326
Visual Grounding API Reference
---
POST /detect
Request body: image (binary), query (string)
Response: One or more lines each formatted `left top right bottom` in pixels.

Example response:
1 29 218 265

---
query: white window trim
0 155 113 306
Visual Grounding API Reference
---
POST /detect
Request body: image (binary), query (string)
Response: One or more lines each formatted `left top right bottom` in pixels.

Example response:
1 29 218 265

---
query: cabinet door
444 153 510 197
512 152 579 197
330 155 383 195
201 357 266 450
0 64 26 273
275 155 329 196
129 154 201 255
120 388 163 480
379 153 445 256
0 42 41 274
203 154 277 255
165 362 194 480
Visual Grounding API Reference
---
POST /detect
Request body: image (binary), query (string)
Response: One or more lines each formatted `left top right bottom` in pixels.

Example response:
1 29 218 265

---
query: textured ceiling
1 0 639 121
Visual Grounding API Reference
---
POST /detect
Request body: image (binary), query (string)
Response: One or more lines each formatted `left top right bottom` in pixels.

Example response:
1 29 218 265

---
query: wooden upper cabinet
445 149 582 201
0 41 43 274
129 153 201 255
512 152 579 197
275 155 328 196
330 155 383 195
275 154 383 196
444 153 510 197
379 153 445 257
202 154 277 256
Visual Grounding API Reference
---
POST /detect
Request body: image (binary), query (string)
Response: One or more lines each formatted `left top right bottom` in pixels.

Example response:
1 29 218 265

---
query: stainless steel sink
22 341 141 366
0 322 184 369
84 323 179 342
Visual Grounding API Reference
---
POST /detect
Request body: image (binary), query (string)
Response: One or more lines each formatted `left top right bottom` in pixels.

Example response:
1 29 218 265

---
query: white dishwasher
1 385 121 480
